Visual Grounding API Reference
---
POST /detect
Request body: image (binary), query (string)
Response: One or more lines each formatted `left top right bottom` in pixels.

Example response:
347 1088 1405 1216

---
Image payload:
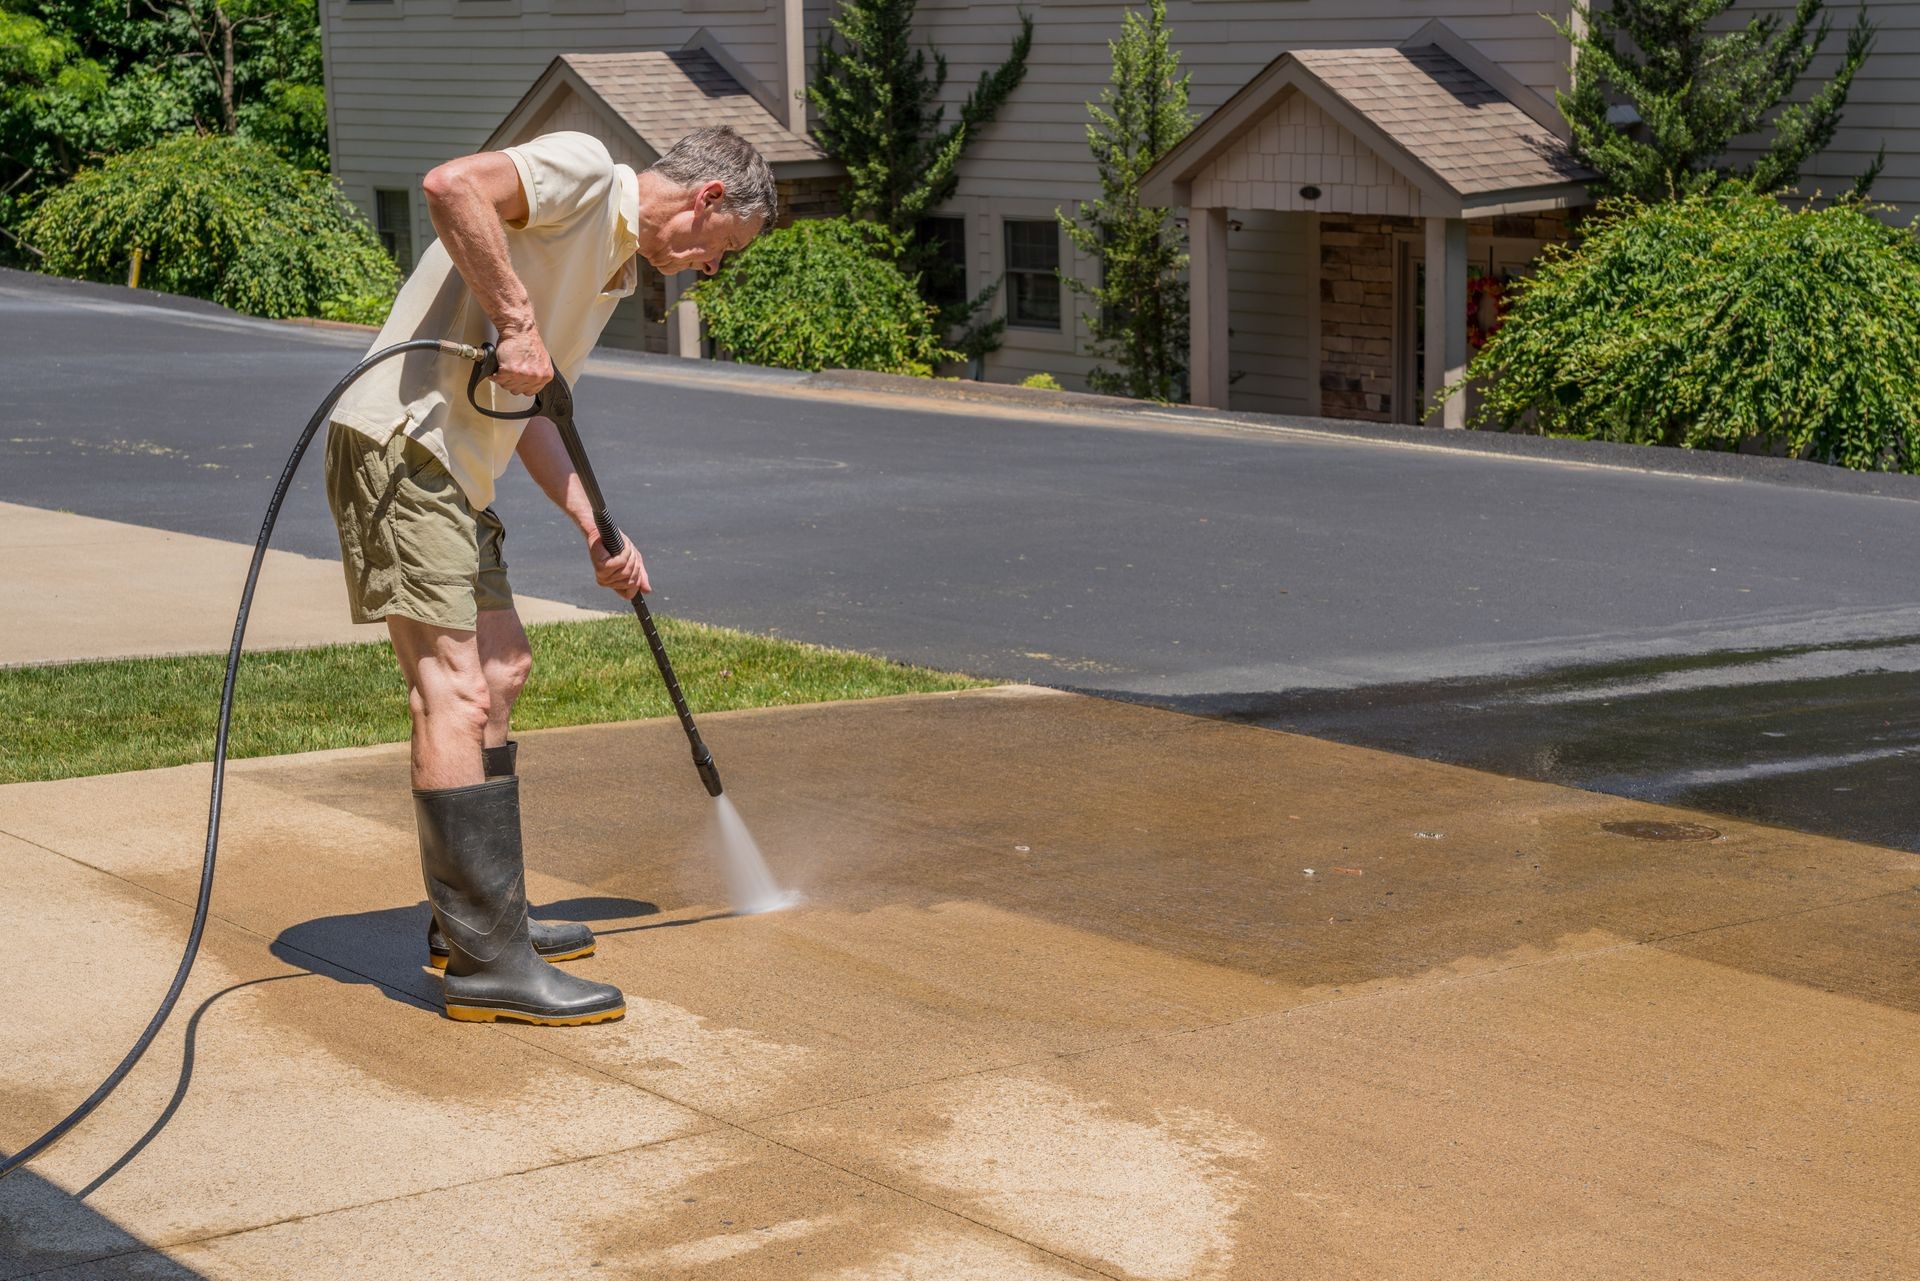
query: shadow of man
270 896 661 1011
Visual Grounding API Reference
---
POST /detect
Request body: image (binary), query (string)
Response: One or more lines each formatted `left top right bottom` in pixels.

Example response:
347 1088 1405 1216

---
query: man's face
645 181 765 277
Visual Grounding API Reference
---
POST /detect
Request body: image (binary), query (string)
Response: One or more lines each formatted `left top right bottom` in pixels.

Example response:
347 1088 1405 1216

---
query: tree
1444 187 1920 472
140 0 325 160
808 0 1031 345
0 6 193 257
689 218 955 375
1557 0 1878 203
1057 0 1193 401
1 0 326 261
24 134 397 318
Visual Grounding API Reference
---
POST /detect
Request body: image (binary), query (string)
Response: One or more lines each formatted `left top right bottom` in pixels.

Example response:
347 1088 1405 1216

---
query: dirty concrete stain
581 1132 942 1281
815 1227 1096 1280
582 995 814 1113
34 965 699 1251
612 1214 841 1272
1292 927 1628 1003
900 1077 1263 1281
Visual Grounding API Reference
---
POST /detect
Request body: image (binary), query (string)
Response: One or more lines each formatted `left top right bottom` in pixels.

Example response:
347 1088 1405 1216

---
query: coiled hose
0 337 483 1180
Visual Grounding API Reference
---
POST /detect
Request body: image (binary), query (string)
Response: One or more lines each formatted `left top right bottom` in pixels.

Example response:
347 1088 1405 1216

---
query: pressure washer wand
467 347 724 798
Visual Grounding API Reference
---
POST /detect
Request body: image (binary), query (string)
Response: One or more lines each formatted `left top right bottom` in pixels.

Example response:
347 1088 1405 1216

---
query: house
318 0 1911 423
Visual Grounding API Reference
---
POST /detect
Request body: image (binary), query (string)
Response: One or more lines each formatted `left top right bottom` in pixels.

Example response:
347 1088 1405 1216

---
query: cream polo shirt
331 131 639 509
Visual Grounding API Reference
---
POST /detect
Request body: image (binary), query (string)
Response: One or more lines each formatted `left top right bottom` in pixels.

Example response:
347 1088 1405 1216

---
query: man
325 126 775 1025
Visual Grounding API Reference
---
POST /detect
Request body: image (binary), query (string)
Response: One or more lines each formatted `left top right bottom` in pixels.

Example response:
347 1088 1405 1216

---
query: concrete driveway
3 689 1913 1279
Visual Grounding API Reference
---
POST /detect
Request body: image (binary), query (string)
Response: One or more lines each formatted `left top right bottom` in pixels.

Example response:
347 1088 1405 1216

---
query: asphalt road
6 271 1919 847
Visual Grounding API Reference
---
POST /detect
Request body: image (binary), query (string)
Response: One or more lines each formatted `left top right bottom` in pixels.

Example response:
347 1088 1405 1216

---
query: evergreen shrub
690 218 954 375
1458 189 1920 472
24 133 397 319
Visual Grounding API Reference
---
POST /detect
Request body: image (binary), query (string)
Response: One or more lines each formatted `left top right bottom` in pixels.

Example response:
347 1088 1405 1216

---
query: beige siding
1750 0 1920 212
1190 92 1426 217
1227 209 1315 414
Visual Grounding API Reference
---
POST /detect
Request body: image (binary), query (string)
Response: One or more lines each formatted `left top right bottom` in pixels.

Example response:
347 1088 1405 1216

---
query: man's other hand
491 326 554 398
590 528 650 600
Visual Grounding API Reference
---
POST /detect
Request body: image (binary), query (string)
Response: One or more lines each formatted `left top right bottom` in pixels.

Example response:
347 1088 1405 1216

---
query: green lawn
0 616 991 784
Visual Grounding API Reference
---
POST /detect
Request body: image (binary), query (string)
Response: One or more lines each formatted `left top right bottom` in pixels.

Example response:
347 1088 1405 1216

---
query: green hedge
1457 189 1920 472
689 217 954 375
24 133 398 320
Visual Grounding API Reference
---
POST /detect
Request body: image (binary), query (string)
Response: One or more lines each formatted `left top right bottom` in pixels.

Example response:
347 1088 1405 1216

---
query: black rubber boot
425 740 595 970
415 778 625 1025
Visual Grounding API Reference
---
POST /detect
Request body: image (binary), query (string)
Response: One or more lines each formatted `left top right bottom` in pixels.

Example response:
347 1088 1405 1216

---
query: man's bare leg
476 607 533 750
386 615 489 790
396 609 615 1017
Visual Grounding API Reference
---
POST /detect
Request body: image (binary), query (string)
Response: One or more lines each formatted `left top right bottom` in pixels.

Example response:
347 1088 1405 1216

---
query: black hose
0 336 473 1181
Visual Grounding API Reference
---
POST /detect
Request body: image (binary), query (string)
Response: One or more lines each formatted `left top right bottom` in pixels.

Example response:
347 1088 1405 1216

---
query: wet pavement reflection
1127 637 1920 853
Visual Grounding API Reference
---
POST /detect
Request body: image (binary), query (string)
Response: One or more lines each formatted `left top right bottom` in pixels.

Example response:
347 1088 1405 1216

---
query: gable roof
1142 24 1592 216
487 46 834 175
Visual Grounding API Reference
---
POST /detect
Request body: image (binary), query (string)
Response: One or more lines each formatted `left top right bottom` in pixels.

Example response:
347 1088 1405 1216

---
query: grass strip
0 616 990 784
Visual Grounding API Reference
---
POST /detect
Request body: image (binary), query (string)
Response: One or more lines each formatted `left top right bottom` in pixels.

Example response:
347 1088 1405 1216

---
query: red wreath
1467 275 1509 350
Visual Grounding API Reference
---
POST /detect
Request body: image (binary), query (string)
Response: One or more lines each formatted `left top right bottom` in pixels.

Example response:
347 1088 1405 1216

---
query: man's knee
492 647 534 702
409 666 492 735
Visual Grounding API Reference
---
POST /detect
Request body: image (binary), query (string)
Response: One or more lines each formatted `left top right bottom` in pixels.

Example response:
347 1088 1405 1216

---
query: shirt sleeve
502 132 614 231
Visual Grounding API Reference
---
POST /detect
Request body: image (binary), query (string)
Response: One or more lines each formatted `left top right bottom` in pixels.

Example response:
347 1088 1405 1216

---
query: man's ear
699 180 726 213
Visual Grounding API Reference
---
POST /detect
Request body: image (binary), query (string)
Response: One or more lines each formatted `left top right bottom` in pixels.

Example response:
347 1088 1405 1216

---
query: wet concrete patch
1132 636 1920 853
1657 888 1920 1013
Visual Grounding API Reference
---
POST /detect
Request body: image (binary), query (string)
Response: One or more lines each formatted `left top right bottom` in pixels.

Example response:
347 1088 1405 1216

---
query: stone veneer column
1318 215 1414 422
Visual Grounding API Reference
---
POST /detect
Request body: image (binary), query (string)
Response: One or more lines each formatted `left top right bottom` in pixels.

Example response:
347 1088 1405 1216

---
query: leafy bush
24 133 397 319
1455 189 1920 471
688 218 955 375
1019 372 1062 390
317 292 395 326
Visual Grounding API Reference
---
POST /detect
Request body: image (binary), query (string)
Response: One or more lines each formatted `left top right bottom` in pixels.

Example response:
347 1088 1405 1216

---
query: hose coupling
438 340 487 362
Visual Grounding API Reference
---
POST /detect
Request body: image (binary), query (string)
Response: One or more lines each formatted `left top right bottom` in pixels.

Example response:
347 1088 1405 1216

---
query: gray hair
649 126 778 234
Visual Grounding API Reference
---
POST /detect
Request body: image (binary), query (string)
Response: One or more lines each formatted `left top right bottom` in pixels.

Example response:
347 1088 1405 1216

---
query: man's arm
420 151 552 397
516 416 649 600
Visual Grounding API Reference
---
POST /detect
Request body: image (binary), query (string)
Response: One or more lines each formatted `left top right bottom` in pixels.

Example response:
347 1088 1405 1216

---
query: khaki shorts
324 422 514 631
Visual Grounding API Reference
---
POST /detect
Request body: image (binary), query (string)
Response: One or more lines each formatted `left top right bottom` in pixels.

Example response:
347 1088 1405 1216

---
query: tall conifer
810 0 1032 347
1557 0 1878 202
1058 0 1193 401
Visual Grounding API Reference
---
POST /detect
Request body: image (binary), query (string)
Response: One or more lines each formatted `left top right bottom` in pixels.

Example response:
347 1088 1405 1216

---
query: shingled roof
488 46 831 172
1141 23 1593 215
1288 46 1591 195
559 50 827 166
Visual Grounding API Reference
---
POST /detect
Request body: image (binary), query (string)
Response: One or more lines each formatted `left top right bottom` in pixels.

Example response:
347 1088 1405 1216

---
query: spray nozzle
695 750 724 798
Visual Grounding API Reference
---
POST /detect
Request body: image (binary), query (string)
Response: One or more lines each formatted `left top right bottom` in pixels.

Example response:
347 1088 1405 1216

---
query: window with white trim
375 188 413 272
1003 218 1061 331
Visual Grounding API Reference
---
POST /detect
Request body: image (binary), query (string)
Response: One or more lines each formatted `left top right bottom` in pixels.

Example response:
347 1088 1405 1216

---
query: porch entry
1137 21 1593 420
